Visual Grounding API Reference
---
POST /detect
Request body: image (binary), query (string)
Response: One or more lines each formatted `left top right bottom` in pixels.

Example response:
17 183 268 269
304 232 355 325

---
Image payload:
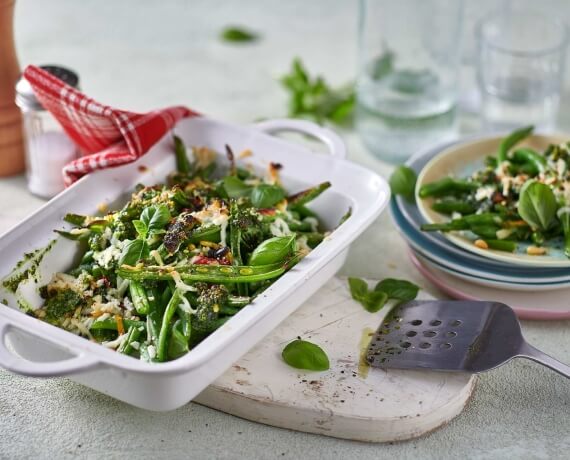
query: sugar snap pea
117 259 298 284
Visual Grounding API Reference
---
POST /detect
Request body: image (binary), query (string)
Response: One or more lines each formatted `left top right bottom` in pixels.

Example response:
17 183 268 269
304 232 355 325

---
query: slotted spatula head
366 300 525 373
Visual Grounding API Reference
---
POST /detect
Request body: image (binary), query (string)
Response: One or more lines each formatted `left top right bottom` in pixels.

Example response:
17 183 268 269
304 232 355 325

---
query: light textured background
0 1 569 459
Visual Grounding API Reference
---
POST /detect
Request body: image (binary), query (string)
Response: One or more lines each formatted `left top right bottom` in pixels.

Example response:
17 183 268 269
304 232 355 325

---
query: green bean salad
420 126 570 256
6 138 341 362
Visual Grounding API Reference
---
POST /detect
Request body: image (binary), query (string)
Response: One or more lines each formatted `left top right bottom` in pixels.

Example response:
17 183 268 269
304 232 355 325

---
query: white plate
415 133 570 268
0 117 390 411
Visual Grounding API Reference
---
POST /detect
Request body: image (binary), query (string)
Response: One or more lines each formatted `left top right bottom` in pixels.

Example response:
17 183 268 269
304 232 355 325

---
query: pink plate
409 250 570 321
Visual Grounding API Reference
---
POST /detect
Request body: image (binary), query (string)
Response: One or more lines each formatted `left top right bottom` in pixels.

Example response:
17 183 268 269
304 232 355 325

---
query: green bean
157 289 183 362
118 259 297 284
288 182 331 208
420 213 502 232
470 225 501 240
431 200 477 215
117 325 142 356
129 281 150 315
418 178 480 198
512 148 546 175
497 125 534 163
146 286 163 346
481 239 517 252
174 135 192 174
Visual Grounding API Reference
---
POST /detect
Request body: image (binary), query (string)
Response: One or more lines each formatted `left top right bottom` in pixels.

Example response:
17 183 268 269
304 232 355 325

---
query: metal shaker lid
15 65 80 111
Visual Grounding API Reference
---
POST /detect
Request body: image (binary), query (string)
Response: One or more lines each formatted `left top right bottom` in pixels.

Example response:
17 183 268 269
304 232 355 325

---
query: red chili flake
193 256 220 265
137 165 148 173
258 208 276 216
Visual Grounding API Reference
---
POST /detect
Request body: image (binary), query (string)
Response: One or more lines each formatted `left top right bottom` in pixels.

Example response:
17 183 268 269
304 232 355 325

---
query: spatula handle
519 342 570 379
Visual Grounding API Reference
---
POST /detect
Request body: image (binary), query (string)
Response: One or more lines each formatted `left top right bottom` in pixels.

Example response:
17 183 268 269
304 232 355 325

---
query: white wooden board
196 277 476 443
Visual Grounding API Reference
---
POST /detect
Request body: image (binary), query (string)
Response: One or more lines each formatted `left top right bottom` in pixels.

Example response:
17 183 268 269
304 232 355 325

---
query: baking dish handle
253 119 347 160
0 316 99 377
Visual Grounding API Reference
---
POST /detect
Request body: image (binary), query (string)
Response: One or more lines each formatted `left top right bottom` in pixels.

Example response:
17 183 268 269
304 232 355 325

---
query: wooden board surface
196 277 476 443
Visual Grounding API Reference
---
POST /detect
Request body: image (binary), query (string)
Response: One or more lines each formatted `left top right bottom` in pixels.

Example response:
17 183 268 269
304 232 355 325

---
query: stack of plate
392 135 570 320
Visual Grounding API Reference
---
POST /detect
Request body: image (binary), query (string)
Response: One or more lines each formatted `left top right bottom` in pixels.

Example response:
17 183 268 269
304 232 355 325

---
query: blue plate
411 248 570 291
391 199 570 284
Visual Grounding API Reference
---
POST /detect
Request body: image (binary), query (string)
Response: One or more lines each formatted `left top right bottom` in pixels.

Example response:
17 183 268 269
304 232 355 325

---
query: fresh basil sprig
374 278 419 302
389 165 417 203
249 235 296 266
223 176 251 198
133 205 171 239
280 58 355 126
250 184 285 208
348 278 388 313
517 180 558 232
282 339 330 371
119 239 150 267
222 178 285 209
349 277 420 313
120 205 171 266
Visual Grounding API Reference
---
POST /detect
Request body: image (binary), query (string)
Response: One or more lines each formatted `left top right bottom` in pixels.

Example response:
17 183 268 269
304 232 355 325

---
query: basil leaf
374 278 419 302
282 339 330 371
348 277 368 302
349 277 389 312
223 176 252 198
250 184 285 208
220 26 259 43
517 180 558 232
140 205 171 234
362 290 388 313
132 220 148 239
119 239 150 267
249 235 296 266
389 165 417 202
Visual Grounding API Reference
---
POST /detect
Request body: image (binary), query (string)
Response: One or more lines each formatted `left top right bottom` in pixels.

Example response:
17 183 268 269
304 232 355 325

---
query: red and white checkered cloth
23 65 199 185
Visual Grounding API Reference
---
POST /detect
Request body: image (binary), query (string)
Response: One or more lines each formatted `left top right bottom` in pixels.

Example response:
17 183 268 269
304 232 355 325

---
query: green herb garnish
389 165 417 202
282 339 330 371
220 26 259 43
280 58 355 126
349 277 420 313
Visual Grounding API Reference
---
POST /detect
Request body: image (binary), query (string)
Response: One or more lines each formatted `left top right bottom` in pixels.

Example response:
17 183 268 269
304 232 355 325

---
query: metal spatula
366 300 570 378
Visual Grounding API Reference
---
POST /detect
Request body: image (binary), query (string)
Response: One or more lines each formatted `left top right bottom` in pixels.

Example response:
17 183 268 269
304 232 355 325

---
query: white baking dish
0 117 389 411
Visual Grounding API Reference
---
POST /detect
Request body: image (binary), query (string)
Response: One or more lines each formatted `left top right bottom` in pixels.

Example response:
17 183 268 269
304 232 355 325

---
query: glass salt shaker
15 65 80 199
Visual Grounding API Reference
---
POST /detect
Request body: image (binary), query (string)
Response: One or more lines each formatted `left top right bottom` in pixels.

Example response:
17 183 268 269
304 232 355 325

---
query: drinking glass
476 10 568 132
356 0 464 163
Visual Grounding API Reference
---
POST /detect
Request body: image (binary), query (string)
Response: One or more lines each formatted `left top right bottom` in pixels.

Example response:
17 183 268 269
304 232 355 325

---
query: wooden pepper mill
0 0 25 176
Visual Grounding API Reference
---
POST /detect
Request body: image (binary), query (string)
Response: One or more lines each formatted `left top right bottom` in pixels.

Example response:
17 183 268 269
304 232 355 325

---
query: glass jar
357 0 464 163
15 65 80 199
